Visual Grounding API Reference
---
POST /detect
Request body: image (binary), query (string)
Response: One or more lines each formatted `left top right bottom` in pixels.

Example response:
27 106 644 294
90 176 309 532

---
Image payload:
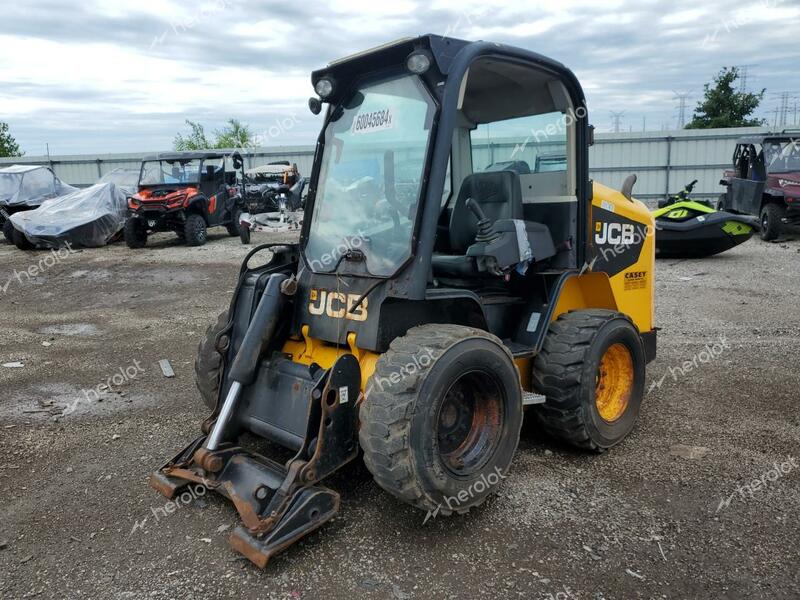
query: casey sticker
352 108 394 134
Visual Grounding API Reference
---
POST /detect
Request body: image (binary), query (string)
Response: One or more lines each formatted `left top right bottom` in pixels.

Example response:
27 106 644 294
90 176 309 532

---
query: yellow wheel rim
595 343 634 423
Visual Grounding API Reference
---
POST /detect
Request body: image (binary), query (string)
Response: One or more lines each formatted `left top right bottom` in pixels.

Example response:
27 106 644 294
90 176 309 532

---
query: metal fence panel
0 126 776 204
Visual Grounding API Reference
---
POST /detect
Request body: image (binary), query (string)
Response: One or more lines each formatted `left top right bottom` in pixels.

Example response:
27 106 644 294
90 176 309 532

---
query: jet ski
653 180 759 258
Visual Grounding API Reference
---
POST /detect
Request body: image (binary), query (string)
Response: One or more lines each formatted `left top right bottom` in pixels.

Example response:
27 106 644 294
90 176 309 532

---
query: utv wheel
760 203 784 241
12 227 35 250
532 309 645 452
184 213 207 246
240 223 251 244
359 324 523 515
2 219 14 244
226 207 242 237
195 310 229 410
124 217 148 249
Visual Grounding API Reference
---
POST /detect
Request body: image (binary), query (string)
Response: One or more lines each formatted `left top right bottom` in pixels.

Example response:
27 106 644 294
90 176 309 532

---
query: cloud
2 0 799 155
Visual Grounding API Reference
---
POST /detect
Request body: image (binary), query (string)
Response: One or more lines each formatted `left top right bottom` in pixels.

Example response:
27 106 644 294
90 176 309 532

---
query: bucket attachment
150 353 362 568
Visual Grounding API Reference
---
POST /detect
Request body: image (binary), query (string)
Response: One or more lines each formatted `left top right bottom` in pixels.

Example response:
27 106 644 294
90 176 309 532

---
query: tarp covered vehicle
9 182 128 250
0 165 76 244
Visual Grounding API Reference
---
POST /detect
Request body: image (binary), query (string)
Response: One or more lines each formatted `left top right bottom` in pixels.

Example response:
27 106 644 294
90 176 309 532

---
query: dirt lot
1 228 798 599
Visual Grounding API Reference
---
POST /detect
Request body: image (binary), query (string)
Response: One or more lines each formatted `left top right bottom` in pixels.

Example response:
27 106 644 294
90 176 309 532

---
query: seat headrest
449 171 523 251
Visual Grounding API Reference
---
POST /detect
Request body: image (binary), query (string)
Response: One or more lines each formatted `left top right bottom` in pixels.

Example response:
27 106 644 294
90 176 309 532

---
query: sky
1 0 799 157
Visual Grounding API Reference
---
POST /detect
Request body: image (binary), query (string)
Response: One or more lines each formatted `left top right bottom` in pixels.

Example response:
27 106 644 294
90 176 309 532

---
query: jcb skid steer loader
151 35 657 568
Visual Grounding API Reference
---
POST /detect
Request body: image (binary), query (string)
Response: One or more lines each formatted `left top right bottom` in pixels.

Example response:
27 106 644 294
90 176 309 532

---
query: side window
470 112 570 198
21 169 56 199
470 113 567 173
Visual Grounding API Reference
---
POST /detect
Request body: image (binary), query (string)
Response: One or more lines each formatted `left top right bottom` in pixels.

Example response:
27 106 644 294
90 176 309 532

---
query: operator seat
432 171 523 277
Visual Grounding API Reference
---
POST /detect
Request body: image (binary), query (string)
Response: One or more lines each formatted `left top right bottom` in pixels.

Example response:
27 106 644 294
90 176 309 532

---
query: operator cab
301 35 591 352
432 56 579 281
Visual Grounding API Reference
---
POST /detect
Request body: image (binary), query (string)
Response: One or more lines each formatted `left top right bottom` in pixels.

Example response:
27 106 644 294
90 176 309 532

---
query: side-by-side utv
124 151 245 247
151 35 657 568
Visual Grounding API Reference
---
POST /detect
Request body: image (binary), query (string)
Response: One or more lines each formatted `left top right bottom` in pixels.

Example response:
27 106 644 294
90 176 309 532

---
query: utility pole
610 111 625 133
673 91 691 129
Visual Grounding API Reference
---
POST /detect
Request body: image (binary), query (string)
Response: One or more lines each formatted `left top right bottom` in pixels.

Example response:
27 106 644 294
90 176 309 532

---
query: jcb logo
595 222 636 245
308 289 368 322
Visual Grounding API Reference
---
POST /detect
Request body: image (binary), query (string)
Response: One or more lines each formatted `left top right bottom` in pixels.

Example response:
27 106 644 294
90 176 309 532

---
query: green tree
0 122 24 157
214 118 254 149
686 67 765 129
173 118 255 150
173 120 212 151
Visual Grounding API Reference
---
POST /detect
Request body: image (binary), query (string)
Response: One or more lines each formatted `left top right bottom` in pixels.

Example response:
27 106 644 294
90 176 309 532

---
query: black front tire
359 324 522 515
195 311 229 410
2 219 14 244
225 207 242 237
12 227 35 250
124 217 148 249
760 203 784 241
239 223 251 244
184 213 207 246
532 309 645 452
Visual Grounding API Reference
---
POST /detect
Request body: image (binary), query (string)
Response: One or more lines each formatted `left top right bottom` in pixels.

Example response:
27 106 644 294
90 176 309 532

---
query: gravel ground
0 227 798 599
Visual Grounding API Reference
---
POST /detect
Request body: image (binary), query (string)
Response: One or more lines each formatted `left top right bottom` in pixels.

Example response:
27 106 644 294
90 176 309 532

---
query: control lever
465 198 498 243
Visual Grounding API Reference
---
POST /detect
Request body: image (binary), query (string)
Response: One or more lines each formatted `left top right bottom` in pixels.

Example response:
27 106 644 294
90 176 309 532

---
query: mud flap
150 353 361 568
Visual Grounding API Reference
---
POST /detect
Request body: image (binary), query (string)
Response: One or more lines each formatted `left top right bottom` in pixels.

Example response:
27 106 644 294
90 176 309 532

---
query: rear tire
760 203 784 241
184 213 207 246
2 219 14 244
12 227 35 250
532 309 645 452
359 324 522 515
226 207 242 237
195 311 229 410
124 217 148 249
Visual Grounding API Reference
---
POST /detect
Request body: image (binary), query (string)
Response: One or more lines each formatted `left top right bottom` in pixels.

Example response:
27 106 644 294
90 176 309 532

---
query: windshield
305 74 436 277
0 173 22 199
139 159 202 185
765 140 800 173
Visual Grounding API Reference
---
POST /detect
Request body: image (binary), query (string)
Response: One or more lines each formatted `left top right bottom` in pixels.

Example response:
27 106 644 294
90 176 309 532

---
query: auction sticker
352 108 394 134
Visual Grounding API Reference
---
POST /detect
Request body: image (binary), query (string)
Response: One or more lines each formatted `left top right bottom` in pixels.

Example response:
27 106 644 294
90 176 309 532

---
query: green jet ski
653 180 760 258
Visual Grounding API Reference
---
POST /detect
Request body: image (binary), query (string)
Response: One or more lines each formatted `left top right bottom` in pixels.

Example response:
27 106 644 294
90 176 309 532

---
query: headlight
315 78 335 99
406 51 432 74
128 197 141 209
779 179 800 187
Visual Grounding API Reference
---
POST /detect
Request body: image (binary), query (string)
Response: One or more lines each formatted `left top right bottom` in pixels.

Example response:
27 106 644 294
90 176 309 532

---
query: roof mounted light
314 78 335 99
406 50 432 75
